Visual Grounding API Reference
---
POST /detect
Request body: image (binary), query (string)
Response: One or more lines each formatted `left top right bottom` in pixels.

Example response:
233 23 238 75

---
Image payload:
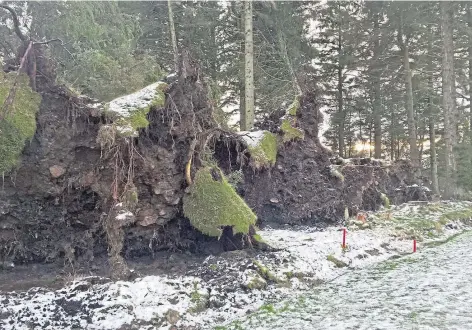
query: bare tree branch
33 38 73 56
0 4 27 42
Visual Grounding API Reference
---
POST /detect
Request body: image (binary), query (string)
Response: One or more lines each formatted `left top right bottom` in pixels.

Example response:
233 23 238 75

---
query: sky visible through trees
1 0 471 197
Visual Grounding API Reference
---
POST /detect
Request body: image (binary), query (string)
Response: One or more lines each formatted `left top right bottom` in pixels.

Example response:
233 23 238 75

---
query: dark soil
0 48 430 281
240 91 430 226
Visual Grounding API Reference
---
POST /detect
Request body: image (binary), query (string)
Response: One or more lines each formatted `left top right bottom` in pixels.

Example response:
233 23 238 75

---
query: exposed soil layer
0 50 219 268
0 49 429 271
241 91 430 226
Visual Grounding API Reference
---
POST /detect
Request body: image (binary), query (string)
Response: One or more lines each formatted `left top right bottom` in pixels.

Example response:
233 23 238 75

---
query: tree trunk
397 11 420 171
402 44 420 170
337 20 345 158
369 118 373 158
237 2 246 130
372 9 382 159
167 0 179 73
390 105 396 161
429 115 439 195
242 0 255 131
427 24 439 196
441 2 457 197
468 3 472 133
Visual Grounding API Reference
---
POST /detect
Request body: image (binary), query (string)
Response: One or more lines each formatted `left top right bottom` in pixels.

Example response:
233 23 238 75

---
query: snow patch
238 130 266 147
2 201 472 329
106 82 167 117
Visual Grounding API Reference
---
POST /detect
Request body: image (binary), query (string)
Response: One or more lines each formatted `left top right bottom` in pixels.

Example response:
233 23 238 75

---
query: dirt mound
241 91 430 226
0 50 219 269
0 85 105 264
0 49 430 272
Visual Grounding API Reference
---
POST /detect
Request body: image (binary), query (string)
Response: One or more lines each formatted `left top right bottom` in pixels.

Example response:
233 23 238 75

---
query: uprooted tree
0 5 430 279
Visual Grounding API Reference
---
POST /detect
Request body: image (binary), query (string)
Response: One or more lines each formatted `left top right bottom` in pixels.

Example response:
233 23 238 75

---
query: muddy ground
0 48 430 280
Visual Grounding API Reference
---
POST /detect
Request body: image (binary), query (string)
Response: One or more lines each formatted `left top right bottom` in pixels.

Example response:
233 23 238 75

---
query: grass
189 282 208 313
326 254 348 268
253 260 282 283
423 231 466 248
373 202 472 240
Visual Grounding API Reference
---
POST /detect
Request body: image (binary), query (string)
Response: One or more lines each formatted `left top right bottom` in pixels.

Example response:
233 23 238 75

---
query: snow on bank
106 82 167 118
1 201 472 330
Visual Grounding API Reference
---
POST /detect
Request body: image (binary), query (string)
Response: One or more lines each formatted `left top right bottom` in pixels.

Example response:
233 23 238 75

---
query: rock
167 296 180 305
169 197 180 205
349 220 364 227
137 209 158 227
242 270 267 290
70 281 91 292
0 261 14 270
270 198 279 204
209 294 226 308
446 223 458 230
115 211 135 227
138 216 156 227
365 249 380 256
79 171 95 187
49 165 66 178
165 309 180 325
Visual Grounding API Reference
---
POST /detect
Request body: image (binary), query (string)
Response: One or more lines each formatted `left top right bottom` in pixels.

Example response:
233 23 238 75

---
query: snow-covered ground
1 201 471 330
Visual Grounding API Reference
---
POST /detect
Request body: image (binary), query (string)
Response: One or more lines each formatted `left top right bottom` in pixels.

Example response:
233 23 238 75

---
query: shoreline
1 201 471 330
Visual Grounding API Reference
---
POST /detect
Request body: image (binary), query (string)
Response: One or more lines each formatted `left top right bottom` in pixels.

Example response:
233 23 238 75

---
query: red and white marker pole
342 228 347 249
413 239 417 252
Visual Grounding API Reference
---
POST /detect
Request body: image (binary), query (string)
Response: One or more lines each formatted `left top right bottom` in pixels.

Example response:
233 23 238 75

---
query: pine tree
441 1 458 197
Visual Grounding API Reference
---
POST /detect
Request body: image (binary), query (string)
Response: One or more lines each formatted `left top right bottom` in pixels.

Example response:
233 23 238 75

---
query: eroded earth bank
0 49 453 329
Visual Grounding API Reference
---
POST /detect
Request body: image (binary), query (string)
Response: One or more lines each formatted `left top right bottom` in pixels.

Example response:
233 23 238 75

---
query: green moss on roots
380 193 390 209
281 119 304 142
287 95 300 116
104 81 167 138
183 166 257 237
0 73 42 173
247 131 277 169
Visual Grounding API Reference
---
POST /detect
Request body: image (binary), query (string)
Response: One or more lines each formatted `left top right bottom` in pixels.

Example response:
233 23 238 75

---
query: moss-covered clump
281 119 304 142
253 260 282 283
287 95 301 116
380 193 391 209
280 94 304 143
246 274 267 290
104 81 167 137
246 131 277 169
0 73 42 173
183 166 257 237
327 254 348 268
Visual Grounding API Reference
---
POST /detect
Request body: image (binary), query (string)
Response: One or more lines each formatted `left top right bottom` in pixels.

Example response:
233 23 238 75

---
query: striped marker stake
342 228 347 249
413 239 417 253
